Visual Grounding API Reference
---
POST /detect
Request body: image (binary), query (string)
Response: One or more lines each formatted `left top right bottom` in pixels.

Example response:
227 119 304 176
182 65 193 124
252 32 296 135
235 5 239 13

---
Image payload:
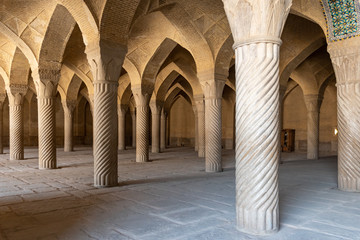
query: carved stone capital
194 95 205 113
149 100 163 115
328 39 360 84
85 40 127 83
62 100 77 117
200 79 226 100
222 0 291 48
6 84 28 106
132 86 152 107
304 94 321 112
117 104 128 116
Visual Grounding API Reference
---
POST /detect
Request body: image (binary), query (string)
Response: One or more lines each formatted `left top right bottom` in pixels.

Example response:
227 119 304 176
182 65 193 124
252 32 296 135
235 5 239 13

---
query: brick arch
215 34 234 78
39 4 76 67
57 0 99 46
9 48 30 86
99 0 141 45
118 73 133 106
154 61 202 102
0 22 38 70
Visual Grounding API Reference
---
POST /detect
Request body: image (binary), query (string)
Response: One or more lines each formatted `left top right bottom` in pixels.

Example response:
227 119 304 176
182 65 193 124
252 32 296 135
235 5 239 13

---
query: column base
338 176 360 192
136 154 149 163
198 147 205 158
206 163 222 173
307 153 318 160
10 153 24 161
237 207 279 236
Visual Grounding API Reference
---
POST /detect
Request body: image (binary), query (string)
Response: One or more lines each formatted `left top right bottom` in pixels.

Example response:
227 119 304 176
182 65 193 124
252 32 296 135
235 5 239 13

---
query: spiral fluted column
328 40 360 192
93 82 118 186
85 43 126 187
38 96 56 169
63 101 76 152
132 87 151 162
235 41 281 235
118 105 127 150
0 95 5 154
304 94 321 160
195 97 205 158
7 85 28 161
200 79 226 172
160 109 166 152
193 106 198 151
131 110 136 147
32 67 60 170
223 0 290 234
150 101 162 153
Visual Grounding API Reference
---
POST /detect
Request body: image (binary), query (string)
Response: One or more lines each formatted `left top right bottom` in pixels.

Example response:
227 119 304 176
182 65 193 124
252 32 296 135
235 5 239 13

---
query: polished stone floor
0 146 359 240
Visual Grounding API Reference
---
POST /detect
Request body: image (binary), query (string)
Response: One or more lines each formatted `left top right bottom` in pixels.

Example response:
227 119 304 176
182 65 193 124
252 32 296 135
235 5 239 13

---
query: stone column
0 94 5 154
6 84 27 160
118 104 127 150
192 105 199 151
62 100 76 152
328 39 360 192
304 94 322 160
195 97 205 158
223 0 291 235
150 100 162 153
200 76 226 172
132 86 151 162
32 67 60 169
160 109 166 151
86 43 126 187
279 85 287 131
130 110 136 147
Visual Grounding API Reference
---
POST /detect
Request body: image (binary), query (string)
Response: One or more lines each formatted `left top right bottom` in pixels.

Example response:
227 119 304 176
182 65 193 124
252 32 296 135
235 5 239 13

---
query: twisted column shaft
204 97 223 172
196 100 205 158
0 102 3 154
160 109 166 151
7 86 27 161
38 97 56 169
118 106 127 150
131 111 136 147
328 40 360 192
133 87 151 162
136 105 149 162
150 102 161 153
235 42 280 234
304 94 321 160
93 82 118 187
9 104 24 160
193 106 198 151
63 101 76 152
337 83 360 191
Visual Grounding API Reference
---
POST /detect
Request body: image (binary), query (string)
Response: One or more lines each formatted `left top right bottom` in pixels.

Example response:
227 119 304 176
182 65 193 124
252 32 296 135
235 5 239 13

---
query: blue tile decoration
320 0 360 42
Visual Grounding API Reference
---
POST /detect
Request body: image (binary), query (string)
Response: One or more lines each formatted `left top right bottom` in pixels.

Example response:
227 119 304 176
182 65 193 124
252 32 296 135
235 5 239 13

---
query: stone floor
0 146 359 240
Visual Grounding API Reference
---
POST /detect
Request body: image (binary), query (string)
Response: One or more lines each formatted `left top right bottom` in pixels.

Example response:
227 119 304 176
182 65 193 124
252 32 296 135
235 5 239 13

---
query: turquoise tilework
320 0 360 41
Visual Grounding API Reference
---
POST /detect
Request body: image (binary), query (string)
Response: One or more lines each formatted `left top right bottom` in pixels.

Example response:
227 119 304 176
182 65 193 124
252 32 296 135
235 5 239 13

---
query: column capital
328 38 360 84
62 100 77 113
194 95 205 113
117 104 128 115
32 66 61 98
85 40 127 83
6 84 28 105
149 100 163 114
198 70 227 99
304 94 323 112
132 85 152 107
222 0 291 49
